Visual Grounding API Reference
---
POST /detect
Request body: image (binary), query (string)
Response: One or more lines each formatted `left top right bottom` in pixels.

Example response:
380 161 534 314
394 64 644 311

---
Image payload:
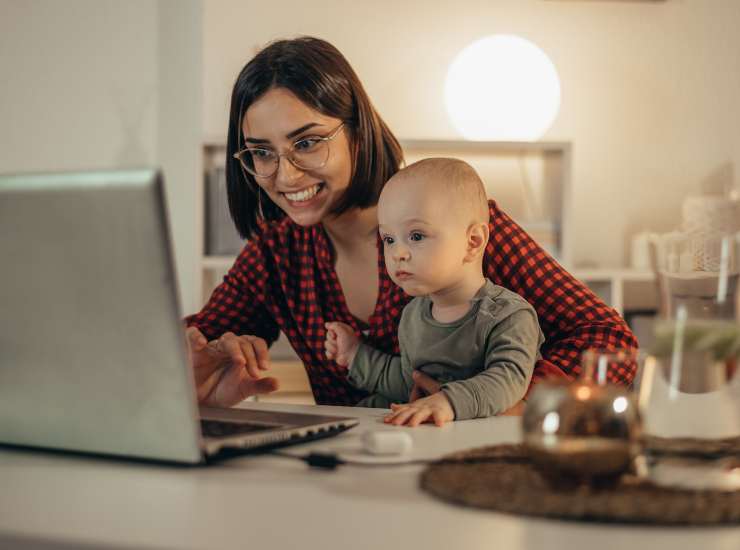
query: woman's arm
483 200 638 390
185 239 280 345
184 237 282 407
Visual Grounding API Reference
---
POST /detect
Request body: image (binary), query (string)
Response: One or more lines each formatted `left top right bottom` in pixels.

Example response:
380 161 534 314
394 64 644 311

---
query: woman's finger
408 384 423 402
238 337 260 379
411 371 442 395
238 374 279 401
196 365 223 404
219 333 246 369
185 326 207 350
247 335 270 371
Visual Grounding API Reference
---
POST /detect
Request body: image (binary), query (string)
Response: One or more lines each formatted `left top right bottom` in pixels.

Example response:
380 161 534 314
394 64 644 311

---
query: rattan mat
420 444 740 525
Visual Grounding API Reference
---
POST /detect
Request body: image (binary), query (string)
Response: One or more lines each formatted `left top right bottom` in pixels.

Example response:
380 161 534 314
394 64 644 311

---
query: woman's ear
464 222 489 263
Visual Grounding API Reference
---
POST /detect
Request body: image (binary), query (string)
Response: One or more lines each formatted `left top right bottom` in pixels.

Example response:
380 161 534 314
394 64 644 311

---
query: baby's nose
393 245 410 262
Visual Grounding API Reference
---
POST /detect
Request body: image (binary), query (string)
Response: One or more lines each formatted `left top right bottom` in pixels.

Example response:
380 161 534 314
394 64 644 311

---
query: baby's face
378 178 470 296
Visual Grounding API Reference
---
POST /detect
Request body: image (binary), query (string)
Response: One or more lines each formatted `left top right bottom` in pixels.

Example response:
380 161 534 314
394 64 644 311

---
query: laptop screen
0 170 202 462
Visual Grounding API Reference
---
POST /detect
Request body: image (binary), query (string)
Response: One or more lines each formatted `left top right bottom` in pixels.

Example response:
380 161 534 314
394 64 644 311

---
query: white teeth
284 184 320 202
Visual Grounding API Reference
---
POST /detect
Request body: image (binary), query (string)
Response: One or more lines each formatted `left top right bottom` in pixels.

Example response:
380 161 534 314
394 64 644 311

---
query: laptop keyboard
200 419 277 438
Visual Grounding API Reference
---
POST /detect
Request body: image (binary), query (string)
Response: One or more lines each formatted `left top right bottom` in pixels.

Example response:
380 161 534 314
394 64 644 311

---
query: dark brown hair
225 36 404 239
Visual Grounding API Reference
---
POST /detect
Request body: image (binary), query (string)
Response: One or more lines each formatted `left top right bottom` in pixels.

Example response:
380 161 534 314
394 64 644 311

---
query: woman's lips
281 182 324 208
395 271 412 280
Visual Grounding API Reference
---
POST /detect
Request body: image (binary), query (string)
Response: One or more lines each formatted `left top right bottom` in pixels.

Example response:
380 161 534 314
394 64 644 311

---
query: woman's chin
287 211 322 227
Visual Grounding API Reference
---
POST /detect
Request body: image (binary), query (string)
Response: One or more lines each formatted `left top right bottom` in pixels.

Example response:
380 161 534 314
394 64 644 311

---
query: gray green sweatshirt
348 280 544 419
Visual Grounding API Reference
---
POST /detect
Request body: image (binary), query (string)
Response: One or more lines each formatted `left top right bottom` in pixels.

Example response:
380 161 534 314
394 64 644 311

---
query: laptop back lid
0 169 202 463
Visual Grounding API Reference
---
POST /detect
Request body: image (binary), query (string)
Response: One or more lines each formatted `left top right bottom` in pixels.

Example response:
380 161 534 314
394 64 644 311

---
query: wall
158 0 203 315
203 0 740 268
0 0 202 314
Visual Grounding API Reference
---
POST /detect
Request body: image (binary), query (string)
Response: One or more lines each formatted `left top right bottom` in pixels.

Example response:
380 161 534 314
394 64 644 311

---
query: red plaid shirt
186 200 638 405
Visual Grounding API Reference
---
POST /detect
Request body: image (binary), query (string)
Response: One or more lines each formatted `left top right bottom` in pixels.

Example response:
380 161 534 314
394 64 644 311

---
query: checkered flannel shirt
186 200 638 405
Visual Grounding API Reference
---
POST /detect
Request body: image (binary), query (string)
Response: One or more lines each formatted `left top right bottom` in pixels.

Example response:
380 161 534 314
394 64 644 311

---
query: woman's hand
408 370 441 402
384 392 455 427
324 321 360 367
186 327 278 407
410 370 527 416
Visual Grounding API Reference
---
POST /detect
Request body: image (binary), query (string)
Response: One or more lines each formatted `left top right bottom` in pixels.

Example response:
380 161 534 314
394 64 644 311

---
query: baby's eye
409 232 425 242
293 137 321 152
381 236 395 245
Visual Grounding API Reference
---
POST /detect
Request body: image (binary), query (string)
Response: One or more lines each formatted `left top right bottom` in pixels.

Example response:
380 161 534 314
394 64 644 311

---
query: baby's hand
324 321 360 367
384 392 455 427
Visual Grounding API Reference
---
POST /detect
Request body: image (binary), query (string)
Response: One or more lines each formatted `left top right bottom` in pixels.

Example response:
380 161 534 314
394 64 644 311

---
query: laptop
0 169 358 464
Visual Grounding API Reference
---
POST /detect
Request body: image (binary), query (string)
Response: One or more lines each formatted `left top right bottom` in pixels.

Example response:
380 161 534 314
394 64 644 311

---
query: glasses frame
233 122 345 179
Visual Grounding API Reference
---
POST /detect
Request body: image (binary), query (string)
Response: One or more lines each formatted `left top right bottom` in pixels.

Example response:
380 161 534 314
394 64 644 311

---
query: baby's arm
324 318 413 404
442 307 541 420
347 342 413 404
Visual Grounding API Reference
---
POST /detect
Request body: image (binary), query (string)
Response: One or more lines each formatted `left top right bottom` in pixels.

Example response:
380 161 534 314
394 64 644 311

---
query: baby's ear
465 222 489 262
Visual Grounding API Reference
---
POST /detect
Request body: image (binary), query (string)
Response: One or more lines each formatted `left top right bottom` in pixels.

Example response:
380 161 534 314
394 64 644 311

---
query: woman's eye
382 236 394 245
250 148 273 160
409 232 425 242
294 138 320 152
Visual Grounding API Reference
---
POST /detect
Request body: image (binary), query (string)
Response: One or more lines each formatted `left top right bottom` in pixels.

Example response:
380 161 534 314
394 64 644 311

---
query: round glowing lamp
445 35 561 141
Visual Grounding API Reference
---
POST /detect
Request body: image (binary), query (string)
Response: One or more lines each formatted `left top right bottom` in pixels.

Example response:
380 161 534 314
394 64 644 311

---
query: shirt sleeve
184 236 280 346
484 200 639 392
347 311 414 403
441 307 539 419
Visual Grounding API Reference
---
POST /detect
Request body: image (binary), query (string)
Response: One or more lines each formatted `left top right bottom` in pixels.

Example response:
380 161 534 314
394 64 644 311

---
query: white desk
0 403 737 550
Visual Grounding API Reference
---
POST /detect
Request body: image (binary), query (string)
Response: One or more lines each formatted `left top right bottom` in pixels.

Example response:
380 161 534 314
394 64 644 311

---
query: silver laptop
0 169 358 464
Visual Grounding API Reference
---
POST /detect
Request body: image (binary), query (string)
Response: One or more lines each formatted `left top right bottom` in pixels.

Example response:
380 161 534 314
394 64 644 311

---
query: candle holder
522 350 642 488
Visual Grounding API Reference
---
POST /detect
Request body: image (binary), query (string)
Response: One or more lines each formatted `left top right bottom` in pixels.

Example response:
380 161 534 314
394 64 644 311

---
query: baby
325 158 544 426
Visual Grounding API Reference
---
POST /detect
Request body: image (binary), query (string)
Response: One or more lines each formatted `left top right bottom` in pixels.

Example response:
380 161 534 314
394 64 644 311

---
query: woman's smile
280 182 325 207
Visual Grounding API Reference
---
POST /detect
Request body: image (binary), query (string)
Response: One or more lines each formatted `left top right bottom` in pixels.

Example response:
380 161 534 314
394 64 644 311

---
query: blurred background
2 0 738 343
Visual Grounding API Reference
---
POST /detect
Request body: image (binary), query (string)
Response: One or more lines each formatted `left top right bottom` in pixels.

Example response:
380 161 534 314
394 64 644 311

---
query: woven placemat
644 435 740 459
420 444 740 525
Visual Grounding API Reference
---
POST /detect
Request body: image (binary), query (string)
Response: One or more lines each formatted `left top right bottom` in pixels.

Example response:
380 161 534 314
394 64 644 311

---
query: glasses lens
291 138 330 171
239 149 277 177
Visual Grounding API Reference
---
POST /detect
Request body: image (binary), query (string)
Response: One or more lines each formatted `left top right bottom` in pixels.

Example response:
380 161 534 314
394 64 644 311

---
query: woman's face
241 87 354 227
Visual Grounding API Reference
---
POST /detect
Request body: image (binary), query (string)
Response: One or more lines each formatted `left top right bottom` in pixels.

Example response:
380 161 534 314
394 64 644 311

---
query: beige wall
0 0 202 314
203 0 740 268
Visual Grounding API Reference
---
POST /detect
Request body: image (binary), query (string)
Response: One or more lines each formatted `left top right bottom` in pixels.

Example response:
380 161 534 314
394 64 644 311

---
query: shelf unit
201 139 574 297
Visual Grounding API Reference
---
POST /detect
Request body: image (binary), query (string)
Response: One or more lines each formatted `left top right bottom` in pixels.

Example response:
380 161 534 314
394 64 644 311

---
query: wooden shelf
572 268 656 314
254 360 313 403
202 255 236 270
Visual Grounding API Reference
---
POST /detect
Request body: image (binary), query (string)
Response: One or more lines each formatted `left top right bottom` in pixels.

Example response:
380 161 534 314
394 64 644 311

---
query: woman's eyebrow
286 123 322 139
244 123 323 145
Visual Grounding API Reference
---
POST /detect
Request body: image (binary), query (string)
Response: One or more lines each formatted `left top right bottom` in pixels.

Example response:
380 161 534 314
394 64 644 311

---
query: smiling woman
184 36 638 411
236 90 354 228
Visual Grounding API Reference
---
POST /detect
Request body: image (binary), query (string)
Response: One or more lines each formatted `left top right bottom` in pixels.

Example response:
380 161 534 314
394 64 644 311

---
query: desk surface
1 402 738 550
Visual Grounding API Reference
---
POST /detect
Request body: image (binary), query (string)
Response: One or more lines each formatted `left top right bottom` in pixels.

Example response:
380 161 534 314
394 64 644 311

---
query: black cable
269 450 433 470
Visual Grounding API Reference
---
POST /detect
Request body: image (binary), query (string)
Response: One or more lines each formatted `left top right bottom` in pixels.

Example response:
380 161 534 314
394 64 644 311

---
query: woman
186 36 637 410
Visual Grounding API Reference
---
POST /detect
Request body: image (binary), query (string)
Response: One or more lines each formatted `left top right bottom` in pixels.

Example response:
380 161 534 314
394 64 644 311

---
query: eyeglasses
233 123 345 178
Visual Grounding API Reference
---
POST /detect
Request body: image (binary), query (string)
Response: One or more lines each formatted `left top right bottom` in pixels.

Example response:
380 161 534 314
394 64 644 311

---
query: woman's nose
274 155 304 187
